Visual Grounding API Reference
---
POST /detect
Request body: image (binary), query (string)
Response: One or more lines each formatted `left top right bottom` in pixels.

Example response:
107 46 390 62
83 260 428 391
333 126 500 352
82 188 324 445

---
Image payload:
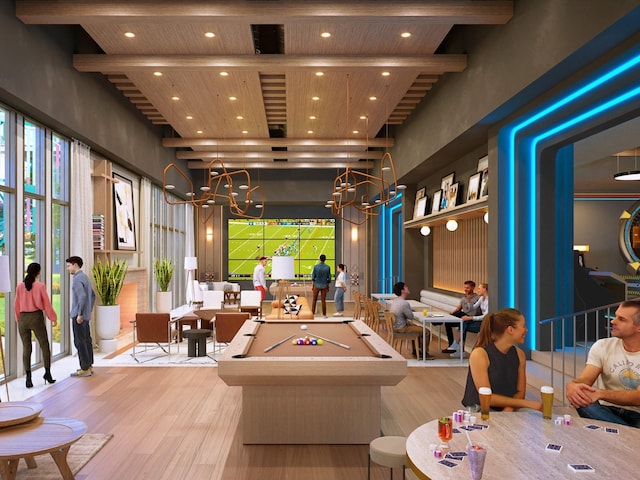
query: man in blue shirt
311 254 331 317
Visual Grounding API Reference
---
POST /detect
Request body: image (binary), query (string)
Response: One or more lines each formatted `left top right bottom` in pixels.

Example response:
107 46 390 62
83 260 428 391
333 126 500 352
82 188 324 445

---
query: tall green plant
91 258 127 306
154 257 175 292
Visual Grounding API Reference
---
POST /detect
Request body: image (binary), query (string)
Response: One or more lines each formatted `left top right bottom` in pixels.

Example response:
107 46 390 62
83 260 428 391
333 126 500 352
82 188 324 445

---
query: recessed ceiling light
124 32 135 38
315 71 324 76
219 71 229 76
369 96 377 101
401 32 411 38
382 71 390 76
236 115 243 120
309 115 316 120
312 96 320 101
229 96 237 101
153 71 162 77
321 32 331 38
307 130 314 134
242 130 248 134
360 115 367 120
171 95 180 101
205 32 216 38
352 130 359 134
186 115 193 120
196 130 203 134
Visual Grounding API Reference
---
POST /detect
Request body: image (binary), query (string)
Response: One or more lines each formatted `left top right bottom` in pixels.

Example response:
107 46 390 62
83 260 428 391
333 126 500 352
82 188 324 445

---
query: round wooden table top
0 417 86 458
0 401 43 428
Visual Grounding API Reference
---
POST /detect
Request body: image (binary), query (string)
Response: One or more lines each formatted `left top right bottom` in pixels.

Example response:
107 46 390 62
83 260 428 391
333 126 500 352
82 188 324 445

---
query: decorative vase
156 291 173 313
96 304 120 353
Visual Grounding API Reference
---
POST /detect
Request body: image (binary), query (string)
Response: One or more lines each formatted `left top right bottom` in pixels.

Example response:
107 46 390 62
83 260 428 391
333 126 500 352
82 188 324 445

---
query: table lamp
271 256 294 319
184 256 198 306
0 254 11 401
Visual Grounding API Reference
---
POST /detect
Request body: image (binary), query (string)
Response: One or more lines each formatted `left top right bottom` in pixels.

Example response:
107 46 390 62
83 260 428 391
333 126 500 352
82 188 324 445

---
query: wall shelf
404 198 488 228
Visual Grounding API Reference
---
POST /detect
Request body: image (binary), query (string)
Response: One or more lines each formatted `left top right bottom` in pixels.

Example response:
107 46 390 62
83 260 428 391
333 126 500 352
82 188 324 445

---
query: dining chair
383 311 420 357
202 290 224 309
131 313 173 362
240 290 262 318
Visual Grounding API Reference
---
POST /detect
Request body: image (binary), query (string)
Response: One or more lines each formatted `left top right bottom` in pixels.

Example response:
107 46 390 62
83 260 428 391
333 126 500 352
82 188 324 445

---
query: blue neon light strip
503 50 640 350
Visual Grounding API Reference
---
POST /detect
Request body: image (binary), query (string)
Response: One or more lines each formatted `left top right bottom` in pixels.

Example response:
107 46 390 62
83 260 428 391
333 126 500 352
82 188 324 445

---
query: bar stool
368 435 408 480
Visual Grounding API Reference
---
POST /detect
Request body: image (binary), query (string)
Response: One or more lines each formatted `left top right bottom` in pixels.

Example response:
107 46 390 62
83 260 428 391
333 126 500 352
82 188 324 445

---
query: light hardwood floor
23 357 468 480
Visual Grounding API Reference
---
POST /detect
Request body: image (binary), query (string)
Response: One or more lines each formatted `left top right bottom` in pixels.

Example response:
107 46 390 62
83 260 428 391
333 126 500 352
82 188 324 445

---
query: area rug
14 433 113 479
100 344 221 366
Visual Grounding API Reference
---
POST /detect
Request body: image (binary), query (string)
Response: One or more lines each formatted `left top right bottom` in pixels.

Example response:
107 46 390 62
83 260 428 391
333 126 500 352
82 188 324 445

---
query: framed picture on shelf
413 187 427 219
467 172 482 202
113 173 137 250
447 182 460 208
431 190 442 214
440 173 454 210
479 169 489 198
477 155 488 172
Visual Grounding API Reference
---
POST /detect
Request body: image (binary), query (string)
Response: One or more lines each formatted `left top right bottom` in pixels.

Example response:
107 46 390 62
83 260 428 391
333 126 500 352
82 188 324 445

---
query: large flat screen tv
228 218 336 280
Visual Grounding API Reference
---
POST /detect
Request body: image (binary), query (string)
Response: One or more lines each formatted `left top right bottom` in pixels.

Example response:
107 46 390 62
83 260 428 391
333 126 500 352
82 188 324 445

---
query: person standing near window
66 256 96 377
14 262 57 388
333 264 346 317
311 254 331 318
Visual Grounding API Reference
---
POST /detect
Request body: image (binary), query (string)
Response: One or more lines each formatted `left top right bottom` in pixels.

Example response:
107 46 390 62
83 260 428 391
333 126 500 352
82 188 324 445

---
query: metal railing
538 302 618 404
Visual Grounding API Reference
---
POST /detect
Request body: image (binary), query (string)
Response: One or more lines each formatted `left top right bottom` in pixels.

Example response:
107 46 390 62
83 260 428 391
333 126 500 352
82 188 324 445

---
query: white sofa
419 290 460 313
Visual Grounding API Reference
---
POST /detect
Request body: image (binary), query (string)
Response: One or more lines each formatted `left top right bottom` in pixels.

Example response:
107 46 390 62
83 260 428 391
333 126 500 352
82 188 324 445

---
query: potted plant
91 258 127 353
154 257 175 312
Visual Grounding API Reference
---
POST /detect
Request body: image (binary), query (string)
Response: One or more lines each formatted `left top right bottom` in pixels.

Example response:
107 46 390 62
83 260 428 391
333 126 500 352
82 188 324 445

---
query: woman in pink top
14 262 58 388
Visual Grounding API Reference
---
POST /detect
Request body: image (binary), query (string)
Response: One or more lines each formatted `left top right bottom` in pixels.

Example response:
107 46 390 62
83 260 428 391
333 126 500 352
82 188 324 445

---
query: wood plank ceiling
16 1 513 170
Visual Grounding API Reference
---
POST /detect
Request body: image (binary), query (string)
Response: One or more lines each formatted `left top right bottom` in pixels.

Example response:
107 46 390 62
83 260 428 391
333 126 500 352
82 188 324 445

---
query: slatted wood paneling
432 216 488 291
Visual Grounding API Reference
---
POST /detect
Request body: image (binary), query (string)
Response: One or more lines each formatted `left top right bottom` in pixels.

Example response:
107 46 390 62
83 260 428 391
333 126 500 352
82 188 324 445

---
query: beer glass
541 386 554 419
478 387 492 421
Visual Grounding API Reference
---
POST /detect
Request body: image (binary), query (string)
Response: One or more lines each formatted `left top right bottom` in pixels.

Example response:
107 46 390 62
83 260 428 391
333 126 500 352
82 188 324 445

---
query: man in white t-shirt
566 299 640 427
253 256 268 301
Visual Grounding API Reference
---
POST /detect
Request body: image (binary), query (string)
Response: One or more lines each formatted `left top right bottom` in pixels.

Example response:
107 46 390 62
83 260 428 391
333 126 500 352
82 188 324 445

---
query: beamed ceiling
16 0 513 170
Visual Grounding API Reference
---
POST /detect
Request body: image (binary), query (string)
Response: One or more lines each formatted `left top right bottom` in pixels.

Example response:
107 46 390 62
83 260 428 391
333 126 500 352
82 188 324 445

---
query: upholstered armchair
215 312 251 345
131 313 174 362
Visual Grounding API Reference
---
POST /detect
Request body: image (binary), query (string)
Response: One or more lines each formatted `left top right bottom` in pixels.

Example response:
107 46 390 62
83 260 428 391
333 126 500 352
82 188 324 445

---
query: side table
182 329 212 357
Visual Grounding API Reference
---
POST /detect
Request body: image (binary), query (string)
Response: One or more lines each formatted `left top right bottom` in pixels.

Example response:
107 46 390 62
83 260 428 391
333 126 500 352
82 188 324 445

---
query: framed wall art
113 173 137 250
431 190 442 214
440 173 454 210
447 182 460 208
467 172 482 202
413 187 427 219
479 169 489 198
477 155 488 172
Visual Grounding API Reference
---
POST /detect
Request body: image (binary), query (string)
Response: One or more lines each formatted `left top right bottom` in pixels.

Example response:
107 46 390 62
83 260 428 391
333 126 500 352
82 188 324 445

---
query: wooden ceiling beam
17 1 513 25
164 137 393 148
73 54 467 73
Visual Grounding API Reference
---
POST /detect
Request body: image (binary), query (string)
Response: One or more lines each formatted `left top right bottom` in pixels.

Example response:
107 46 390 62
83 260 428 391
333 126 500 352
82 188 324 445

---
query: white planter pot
156 291 173 313
96 304 120 353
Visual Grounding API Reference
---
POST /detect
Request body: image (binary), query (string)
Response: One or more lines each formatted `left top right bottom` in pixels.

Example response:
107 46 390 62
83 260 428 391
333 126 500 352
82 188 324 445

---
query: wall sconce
446 220 459 232
351 226 358 242
573 245 590 252
206 227 213 242
420 226 431 236
483 212 489 224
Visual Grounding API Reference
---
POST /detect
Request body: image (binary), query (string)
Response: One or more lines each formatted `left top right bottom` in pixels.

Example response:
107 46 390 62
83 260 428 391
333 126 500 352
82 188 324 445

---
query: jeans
577 401 640 428
72 317 94 371
334 287 344 312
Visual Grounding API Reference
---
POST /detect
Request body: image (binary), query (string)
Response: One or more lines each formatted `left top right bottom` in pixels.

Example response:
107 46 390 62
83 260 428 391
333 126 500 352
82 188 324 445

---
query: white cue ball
300 325 308 330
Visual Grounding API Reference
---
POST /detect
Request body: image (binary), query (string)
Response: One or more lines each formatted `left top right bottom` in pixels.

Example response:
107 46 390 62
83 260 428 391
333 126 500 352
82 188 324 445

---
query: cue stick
264 334 296 353
307 332 351 350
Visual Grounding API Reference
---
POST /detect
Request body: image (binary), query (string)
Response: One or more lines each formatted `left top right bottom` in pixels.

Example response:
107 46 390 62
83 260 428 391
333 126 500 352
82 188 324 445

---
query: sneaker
441 347 456 353
333 312 343 317
449 341 461 351
70 369 92 377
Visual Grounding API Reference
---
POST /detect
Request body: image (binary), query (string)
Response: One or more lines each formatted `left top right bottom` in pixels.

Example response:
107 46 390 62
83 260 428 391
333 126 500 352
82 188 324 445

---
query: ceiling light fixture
614 148 640 180
205 32 215 38
446 220 459 231
124 32 135 38
420 226 431 236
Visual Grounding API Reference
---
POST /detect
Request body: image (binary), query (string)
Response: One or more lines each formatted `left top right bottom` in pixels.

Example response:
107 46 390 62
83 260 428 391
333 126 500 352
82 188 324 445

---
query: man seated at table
566 299 640 428
389 282 434 360
442 280 481 354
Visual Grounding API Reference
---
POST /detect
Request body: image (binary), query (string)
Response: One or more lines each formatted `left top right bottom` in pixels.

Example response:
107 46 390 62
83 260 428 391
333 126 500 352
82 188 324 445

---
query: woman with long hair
14 262 57 388
461 308 542 412
333 264 346 317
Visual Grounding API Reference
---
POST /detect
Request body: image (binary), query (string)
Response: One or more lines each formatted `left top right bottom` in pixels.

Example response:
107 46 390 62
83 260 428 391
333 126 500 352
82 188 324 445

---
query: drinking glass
437 416 453 447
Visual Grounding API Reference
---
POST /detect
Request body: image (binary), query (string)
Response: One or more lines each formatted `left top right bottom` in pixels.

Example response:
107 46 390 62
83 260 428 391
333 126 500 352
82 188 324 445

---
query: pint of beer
478 387 492 421
541 386 554 419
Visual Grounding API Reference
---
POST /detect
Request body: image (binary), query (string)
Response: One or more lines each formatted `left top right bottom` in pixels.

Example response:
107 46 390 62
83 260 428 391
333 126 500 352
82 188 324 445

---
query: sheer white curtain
184 204 196 304
70 140 94 349
140 177 151 274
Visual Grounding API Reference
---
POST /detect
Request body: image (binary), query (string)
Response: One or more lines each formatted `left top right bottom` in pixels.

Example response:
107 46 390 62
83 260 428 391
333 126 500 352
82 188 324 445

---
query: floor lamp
0 255 11 401
271 256 295 320
184 256 198 307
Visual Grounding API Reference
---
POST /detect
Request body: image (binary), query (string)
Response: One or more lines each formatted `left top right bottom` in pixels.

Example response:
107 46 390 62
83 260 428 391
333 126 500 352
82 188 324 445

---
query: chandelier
163 159 264 223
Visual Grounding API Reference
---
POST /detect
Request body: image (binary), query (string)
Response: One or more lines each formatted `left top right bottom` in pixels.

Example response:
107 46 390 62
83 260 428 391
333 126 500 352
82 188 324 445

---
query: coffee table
0 417 86 480
0 402 43 428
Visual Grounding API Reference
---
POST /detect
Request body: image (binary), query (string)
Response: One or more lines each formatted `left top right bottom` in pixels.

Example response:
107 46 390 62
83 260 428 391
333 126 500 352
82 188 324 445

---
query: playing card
438 459 459 468
448 451 467 457
568 464 595 473
584 424 601 430
445 453 464 461
605 427 619 434
545 443 563 453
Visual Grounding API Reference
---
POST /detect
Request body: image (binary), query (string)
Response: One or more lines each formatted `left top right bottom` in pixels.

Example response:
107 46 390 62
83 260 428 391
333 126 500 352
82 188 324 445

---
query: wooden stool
368 436 408 480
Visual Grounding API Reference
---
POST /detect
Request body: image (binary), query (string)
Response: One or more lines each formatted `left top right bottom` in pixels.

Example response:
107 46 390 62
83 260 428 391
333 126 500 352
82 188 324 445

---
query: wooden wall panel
432 216 488 292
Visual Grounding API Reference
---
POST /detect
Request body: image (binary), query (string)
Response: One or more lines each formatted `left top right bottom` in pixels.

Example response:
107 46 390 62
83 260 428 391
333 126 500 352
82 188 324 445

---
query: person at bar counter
462 308 543 412
389 281 434 360
565 299 640 427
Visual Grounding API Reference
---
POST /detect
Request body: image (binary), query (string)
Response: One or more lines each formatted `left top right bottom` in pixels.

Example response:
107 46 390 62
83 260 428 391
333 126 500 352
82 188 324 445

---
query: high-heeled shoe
26 371 33 388
43 369 56 385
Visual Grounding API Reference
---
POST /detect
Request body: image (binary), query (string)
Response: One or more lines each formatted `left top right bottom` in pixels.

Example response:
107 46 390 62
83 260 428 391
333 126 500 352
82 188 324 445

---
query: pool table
218 319 407 444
